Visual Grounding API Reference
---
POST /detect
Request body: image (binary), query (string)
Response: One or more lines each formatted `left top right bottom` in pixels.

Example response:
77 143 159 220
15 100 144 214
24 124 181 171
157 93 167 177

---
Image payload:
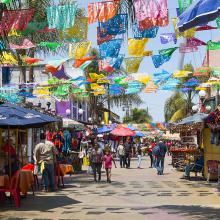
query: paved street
1 157 220 220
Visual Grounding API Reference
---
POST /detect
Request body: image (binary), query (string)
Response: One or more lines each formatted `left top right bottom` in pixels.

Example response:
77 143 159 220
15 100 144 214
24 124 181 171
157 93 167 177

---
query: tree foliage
123 108 152 123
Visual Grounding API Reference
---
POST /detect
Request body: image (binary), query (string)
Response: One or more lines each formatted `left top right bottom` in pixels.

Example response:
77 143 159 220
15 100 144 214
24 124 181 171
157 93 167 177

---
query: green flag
178 0 193 14
207 41 220 50
1 0 12 3
216 18 220 28
38 42 62 51
21 22 47 36
159 47 178 56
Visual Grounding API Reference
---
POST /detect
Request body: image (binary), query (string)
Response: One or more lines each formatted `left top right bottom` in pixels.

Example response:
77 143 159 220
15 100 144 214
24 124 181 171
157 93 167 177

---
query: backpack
152 145 160 156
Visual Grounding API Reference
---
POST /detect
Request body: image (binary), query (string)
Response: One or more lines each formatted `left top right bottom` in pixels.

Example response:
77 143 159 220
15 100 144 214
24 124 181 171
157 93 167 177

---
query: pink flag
187 37 206 47
179 43 198 53
9 39 36 50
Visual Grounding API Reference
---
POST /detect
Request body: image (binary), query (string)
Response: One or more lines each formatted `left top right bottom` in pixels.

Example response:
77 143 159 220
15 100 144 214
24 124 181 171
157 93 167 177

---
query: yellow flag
90 83 104 91
128 38 149 56
173 70 191 78
60 17 88 40
8 28 21 37
69 41 92 59
124 57 143 73
137 75 151 84
97 78 110 84
0 52 18 65
172 18 196 39
93 90 106 96
89 73 105 81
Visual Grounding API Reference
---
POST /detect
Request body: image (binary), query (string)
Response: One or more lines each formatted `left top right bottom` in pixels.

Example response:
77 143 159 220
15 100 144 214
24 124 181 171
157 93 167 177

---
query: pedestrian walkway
1 156 220 220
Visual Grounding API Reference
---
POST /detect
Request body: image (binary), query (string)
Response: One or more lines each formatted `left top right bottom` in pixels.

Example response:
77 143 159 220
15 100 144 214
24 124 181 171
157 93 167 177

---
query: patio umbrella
97 125 114 134
110 125 135 137
135 131 145 137
177 0 220 32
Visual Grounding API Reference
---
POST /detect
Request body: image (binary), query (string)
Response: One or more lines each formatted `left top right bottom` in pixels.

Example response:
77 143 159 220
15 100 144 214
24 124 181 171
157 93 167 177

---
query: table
19 170 34 194
59 164 74 176
0 175 9 188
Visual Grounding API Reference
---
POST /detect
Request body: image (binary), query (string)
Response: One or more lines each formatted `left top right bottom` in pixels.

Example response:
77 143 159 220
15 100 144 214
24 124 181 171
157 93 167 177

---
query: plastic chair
207 160 219 183
0 171 21 208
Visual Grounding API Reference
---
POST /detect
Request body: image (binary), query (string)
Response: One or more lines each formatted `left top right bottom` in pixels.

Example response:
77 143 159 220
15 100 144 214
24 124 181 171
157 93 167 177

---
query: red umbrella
110 125 135 137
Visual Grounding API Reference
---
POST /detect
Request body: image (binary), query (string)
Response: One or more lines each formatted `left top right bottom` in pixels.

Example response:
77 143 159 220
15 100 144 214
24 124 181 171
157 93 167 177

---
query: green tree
164 92 187 122
123 108 152 123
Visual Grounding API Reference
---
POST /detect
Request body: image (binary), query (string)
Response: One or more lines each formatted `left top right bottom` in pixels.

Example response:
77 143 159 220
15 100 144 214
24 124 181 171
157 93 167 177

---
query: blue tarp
0 103 59 127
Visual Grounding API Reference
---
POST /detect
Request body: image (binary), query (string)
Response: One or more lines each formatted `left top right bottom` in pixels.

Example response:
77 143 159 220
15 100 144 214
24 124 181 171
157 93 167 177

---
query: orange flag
73 56 96 68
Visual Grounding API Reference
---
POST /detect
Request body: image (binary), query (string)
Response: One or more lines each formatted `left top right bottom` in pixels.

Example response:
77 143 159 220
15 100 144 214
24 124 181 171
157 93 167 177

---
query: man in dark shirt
124 139 131 168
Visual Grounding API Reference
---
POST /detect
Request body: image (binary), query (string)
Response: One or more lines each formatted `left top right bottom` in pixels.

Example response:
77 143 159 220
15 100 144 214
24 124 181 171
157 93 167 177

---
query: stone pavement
1 157 220 220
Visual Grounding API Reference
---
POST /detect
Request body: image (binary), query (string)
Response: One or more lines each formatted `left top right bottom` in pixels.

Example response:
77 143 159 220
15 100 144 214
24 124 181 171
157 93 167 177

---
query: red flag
73 56 96 68
97 27 114 45
196 25 217 31
0 9 34 33
24 57 42 65
187 37 206 47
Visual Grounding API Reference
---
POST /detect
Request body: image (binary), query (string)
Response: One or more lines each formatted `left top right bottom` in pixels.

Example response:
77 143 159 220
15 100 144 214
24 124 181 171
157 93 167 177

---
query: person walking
148 143 154 168
124 138 132 168
156 141 167 175
90 144 103 182
103 149 117 183
117 141 125 168
34 133 58 192
137 144 142 168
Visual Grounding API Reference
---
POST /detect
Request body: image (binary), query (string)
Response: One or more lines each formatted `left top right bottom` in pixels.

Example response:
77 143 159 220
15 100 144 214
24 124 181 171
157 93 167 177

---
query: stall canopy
177 113 208 125
97 125 115 134
110 125 135 137
62 118 85 131
0 103 59 127
135 131 145 137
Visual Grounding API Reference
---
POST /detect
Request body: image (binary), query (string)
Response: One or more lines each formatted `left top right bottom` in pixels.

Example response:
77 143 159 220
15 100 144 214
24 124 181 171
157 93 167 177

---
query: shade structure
177 113 208 125
97 125 114 134
110 125 135 137
126 124 137 131
177 0 220 32
0 103 59 128
135 131 145 137
62 118 85 131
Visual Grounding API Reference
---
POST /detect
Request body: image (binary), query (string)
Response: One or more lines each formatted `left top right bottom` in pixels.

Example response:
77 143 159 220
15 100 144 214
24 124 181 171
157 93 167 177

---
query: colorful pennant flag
207 41 220 50
60 17 88 42
73 56 95 68
24 57 42 65
52 65 69 80
88 0 120 24
69 41 92 59
187 37 206 47
216 18 220 28
0 52 18 65
173 70 191 78
160 33 177 44
128 38 149 56
39 42 62 51
98 14 127 37
9 39 35 50
97 27 115 45
151 54 172 68
159 47 178 56
99 39 123 58
133 24 159 39
196 25 217 31
21 21 47 36
144 81 158 93
0 9 34 33
179 43 198 53
193 67 211 77
124 57 143 73
178 0 193 14
47 4 77 30
184 78 200 87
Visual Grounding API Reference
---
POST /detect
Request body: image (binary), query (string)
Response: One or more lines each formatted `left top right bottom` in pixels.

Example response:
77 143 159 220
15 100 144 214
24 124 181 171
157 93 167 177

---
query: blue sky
77 0 220 122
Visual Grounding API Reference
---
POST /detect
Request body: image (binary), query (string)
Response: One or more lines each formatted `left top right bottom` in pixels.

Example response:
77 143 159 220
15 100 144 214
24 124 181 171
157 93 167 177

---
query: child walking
103 149 117 183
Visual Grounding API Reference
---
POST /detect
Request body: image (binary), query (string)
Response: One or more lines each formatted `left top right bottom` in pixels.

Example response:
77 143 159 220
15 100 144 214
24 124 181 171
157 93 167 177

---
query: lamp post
66 109 71 118
78 108 83 121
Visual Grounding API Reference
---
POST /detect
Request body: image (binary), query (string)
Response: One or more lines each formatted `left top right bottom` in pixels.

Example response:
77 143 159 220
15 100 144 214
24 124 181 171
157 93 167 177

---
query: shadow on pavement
0 195 81 212
154 205 220 220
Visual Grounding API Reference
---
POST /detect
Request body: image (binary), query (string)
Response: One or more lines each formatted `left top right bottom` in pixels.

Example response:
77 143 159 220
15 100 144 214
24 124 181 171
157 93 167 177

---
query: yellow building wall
202 128 220 179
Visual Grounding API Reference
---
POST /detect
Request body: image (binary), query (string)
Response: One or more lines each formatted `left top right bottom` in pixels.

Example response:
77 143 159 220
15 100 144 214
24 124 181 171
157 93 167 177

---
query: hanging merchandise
88 0 120 24
73 56 95 68
69 41 92 59
98 14 127 37
160 33 177 44
39 42 62 51
9 39 36 50
97 27 114 45
47 4 77 30
0 9 34 33
187 37 206 47
173 70 191 78
60 17 88 42
172 18 196 39
207 41 220 50
133 23 159 39
178 0 193 14
99 39 123 58
179 43 198 53
0 52 17 65
134 0 169 29
184 78 200 87
52 65 69 80
124 57 143 73
128 38 149 57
